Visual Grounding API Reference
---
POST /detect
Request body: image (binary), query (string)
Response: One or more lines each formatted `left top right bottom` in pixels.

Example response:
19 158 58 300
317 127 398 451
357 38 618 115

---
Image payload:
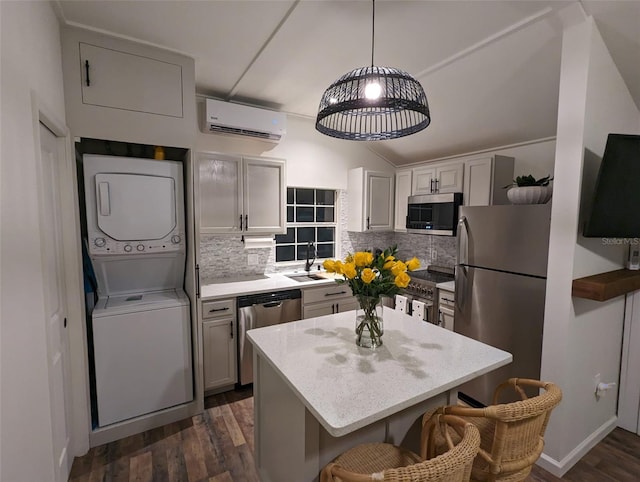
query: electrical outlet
247 254 259 266
432 249 437 261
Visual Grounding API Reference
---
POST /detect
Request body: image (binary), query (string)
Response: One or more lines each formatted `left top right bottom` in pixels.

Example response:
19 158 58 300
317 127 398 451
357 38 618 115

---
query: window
275 188 336 263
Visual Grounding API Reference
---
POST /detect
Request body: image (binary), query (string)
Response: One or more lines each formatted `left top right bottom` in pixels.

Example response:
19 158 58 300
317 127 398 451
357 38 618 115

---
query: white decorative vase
507 186 552 204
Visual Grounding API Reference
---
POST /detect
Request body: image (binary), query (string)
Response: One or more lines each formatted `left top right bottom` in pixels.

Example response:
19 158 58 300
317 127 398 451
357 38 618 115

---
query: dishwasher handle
262 301 283 308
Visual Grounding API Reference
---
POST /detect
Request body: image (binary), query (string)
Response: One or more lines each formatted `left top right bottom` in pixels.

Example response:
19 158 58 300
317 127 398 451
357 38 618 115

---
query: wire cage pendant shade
315 66 430 140
315 0 430 141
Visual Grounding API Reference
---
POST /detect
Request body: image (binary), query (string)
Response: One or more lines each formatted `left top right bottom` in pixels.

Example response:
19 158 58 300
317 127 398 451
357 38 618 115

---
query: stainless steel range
401 265 455 325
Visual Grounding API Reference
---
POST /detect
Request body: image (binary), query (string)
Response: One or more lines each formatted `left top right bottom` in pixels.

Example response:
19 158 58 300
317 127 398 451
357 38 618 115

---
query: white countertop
200 272 338 300
247 308 511 437
436 280 455 291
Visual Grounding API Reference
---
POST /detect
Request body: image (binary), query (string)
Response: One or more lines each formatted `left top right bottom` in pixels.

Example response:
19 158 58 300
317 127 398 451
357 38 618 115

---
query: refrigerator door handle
455 266 465 312
456 215 468 312
457 216 468 266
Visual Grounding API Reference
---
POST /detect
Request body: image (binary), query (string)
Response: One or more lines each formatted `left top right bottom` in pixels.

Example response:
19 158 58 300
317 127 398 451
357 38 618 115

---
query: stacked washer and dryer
83 154 193 427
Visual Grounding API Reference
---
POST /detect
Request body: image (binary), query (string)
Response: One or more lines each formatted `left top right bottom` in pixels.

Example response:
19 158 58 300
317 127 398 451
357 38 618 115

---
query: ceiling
57 1 640 166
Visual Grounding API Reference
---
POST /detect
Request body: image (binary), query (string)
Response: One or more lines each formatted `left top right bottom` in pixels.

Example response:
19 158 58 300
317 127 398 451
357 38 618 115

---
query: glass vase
355 295 383 348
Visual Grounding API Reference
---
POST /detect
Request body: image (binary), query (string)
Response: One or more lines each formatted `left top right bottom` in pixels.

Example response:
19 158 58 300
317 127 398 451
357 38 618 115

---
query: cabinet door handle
430 179 434 192
230 321 234 339
441 297 454 303
438 310 444 326
85 60 90 86
366 217 370 230
245 214 248 229
435 179 439 192
336 303 339 313
239 215 243 230
325 291 347 297
209 307 230 313
332 304 336 314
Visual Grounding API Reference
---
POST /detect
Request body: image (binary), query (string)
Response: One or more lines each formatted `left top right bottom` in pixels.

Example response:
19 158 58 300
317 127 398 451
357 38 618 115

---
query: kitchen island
247 308 511 482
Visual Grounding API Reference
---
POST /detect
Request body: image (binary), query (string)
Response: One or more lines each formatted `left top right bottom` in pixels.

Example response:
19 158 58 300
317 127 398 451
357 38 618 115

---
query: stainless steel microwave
406 192 463 235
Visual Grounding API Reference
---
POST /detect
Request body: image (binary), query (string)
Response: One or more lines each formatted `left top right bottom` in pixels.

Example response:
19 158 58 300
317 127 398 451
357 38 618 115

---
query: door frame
31 92 90 459
619 291 640 433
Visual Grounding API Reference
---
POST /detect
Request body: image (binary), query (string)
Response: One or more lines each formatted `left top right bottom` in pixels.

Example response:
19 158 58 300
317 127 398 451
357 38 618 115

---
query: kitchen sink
285 273 327 282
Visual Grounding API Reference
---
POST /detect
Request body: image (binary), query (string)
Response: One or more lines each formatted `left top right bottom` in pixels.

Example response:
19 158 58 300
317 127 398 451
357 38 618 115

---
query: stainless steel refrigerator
455 204 551 405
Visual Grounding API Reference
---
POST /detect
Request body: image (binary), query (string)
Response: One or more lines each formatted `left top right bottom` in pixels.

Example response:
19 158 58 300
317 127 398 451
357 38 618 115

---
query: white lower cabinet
201 299 237 391
303 285 358 319
437 289 455 331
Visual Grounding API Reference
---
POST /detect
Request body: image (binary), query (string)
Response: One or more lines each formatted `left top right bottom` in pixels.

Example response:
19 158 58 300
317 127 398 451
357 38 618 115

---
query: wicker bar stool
320 414 481 482
421 378 562 482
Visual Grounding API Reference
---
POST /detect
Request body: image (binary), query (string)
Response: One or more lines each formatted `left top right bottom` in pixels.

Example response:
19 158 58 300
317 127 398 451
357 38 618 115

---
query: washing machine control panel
89 232 185 255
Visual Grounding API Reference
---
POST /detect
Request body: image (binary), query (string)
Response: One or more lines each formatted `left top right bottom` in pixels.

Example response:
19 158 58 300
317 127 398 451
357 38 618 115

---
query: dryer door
95 173 176 241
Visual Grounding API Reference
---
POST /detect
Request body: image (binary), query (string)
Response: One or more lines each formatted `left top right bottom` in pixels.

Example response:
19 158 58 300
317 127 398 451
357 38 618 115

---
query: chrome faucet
304 242 316 272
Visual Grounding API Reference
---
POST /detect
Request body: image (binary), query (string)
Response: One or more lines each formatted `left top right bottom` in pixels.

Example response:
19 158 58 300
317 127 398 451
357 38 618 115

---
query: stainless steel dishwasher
237 289 302 385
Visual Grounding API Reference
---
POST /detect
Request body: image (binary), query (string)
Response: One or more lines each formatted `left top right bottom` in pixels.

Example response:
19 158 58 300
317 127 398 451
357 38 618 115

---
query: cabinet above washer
62 26 196 148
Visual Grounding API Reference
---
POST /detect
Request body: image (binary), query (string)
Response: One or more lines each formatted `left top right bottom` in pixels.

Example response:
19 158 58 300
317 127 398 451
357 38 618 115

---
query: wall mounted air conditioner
204 98 287 142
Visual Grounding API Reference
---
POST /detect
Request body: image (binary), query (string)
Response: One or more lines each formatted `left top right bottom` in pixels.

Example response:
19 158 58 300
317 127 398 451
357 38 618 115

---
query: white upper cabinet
198 152 285 235
394 170 412 231
463 155 514 206
243 158 286 234
412 162 463 194
79 43 184 118
348 168 394 232
62 26 196 148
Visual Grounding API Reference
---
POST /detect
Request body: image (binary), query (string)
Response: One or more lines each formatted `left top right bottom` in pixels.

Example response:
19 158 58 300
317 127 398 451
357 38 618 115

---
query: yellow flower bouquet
323 246 420 348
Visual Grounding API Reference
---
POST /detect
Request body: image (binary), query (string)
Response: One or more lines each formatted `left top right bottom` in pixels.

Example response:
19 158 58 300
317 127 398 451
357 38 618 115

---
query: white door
366 171 393 231
435 163 464 193
38 123 72 482
244 158 286 234
619 290 640 434
198 153 243 233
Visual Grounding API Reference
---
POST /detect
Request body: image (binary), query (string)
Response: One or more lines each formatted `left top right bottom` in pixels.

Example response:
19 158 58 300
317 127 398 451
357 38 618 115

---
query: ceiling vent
204 98 286 142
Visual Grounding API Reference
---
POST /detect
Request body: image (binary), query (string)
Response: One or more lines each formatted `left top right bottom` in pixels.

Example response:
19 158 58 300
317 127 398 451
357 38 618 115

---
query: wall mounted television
583 133 640 238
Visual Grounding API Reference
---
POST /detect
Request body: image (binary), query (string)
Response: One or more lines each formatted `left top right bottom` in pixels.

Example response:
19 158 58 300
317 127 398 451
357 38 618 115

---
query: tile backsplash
199 190 457 282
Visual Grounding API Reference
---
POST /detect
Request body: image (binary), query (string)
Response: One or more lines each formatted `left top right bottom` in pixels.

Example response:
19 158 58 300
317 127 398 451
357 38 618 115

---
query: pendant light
315 0 431 141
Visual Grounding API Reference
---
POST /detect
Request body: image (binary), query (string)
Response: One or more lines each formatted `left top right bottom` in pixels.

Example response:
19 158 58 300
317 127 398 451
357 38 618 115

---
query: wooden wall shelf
572 269 640 301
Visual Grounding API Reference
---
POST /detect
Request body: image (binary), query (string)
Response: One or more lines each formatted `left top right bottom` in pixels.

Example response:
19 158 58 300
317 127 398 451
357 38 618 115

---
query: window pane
296 206 314 222
297 227 315 243
276 245 295 262
296 188 314 205
287 187 294 204
316 243 334 259
316 189 335 205
275 228 294 244
297 244 312 261
316 207 334 222
287 206 294 223
317 227 335 242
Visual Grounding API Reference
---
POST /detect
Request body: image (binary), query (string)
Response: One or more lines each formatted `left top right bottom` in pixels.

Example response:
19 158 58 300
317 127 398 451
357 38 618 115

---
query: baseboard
89 400 201 447
535 415 618 477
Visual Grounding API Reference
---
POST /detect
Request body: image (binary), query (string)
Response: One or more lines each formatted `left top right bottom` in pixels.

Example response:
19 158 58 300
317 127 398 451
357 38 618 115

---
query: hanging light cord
371 0 375 67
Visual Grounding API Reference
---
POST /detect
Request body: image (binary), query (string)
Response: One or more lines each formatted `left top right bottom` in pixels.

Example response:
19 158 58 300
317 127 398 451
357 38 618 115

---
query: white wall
0 2 72 480
540 17 640 475
195 103 395 189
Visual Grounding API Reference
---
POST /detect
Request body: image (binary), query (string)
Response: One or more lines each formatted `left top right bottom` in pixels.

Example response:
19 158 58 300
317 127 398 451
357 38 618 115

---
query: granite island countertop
247 308 511 437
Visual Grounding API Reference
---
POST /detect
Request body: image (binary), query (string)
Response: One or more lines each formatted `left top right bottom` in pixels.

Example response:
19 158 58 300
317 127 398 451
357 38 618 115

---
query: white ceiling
57 0 640 166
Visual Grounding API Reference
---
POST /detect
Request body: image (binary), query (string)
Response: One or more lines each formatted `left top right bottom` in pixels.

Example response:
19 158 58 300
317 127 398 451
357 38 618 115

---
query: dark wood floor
70 388 640 481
